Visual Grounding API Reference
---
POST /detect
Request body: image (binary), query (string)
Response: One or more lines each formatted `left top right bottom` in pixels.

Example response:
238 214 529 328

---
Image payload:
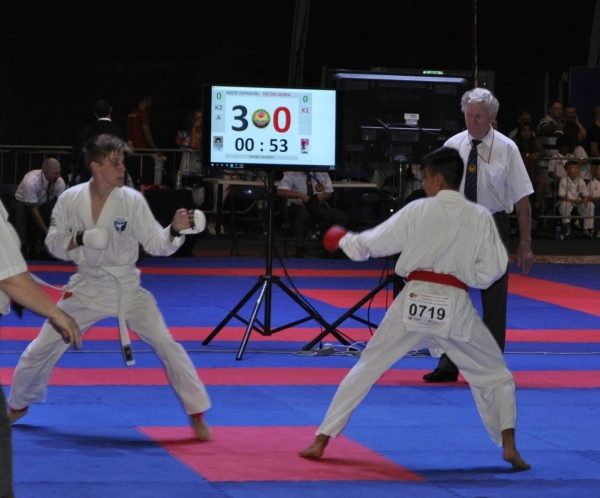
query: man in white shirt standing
423 88 534 383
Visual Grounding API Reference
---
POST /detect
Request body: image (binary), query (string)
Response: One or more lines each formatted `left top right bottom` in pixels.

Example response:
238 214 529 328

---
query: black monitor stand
201 170 351 360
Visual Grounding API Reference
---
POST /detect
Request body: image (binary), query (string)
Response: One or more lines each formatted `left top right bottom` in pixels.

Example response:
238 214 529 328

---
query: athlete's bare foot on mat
299 434 330 459
502 429 531 470
191 415 212 441
503 447 531 470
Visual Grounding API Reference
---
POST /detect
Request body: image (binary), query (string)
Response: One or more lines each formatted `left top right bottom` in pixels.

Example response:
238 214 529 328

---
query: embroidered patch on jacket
114 217 128 234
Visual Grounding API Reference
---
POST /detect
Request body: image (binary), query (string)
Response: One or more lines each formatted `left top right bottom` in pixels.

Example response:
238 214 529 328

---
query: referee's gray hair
41 157 60 172
461 88 499 114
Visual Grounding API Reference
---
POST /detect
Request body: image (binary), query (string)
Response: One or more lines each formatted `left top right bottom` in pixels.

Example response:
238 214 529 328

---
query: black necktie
464 140 481 202
306 173 314 196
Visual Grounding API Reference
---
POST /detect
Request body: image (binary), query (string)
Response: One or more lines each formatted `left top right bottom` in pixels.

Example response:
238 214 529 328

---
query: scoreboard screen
202 85 339 171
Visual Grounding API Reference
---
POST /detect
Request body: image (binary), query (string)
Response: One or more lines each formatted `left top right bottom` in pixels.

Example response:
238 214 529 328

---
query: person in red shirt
127 95 157 150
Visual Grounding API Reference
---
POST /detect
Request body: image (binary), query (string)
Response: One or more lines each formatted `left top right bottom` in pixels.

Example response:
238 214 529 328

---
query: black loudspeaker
143 188 197 256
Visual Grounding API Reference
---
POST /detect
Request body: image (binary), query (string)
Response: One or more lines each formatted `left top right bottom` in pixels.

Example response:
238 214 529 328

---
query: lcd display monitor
202 85 339 172
328 71 471 165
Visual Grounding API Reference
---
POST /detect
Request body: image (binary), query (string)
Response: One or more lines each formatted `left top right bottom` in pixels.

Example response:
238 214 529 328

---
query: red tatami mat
506 329 600 342
137 426 425 482
4 326 600 342
509 274 600 316
1 367 599 388
298 289 396 309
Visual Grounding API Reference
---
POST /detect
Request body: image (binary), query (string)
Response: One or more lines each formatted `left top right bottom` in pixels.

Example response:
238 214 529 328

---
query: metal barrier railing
1 145 598 229
0 146 203 189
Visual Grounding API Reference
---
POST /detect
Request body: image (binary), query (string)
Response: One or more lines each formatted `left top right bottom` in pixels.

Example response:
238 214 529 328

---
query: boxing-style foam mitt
180 210 207 234
82 228 109 250
323 225 348 252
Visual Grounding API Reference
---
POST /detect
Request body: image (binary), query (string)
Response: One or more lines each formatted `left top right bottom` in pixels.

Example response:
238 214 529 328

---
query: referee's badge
468 164 477 173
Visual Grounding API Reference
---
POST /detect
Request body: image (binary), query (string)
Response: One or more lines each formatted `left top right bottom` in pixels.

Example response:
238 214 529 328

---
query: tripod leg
237 280 268 360
274 280 352 346
202 279 264 345
302 274 400 351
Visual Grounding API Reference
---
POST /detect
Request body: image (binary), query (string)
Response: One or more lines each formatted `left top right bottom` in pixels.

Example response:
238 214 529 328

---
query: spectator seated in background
508 111 534 139
563 123 591 181
587 105 600 159
9 158 65 255
513 122 546 220
537 100 565 156
564 103 587 144
277 171 348 258
548 135 577 183
589 164 600 238
558 160 594 238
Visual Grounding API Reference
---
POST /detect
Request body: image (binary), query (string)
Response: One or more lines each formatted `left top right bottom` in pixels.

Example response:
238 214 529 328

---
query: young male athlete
299 147 530 470
7 134 212 440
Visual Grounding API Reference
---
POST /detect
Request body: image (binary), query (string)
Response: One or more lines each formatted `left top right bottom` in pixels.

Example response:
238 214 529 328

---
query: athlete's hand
48 309 81 349
323 225 348 252
172 208 192 232
82 228 109 250
180 210 206 234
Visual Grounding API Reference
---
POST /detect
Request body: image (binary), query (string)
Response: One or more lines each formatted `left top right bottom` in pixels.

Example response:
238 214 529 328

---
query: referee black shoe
422 369 458 383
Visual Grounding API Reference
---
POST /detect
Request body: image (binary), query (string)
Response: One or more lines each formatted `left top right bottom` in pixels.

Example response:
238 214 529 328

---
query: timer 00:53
234 138 288 152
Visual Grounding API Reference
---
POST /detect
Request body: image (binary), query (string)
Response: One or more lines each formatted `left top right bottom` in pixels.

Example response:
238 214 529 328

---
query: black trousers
287 203 348 248
437 211 509 374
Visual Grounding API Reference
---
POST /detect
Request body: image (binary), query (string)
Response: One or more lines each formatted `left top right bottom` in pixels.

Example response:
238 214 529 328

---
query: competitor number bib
403 291 451 328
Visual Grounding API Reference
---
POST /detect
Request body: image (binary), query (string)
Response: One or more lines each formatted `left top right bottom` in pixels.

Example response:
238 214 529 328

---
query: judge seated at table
277 171 348 258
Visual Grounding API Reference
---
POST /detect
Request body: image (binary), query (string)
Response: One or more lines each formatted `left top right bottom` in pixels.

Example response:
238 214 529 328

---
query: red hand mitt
323 225 348 251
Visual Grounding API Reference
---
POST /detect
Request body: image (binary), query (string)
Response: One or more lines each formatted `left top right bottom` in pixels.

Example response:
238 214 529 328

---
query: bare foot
501 428 530 470
191 416 212 441
8 406 28 424
503 447 531 470
299 434 330 459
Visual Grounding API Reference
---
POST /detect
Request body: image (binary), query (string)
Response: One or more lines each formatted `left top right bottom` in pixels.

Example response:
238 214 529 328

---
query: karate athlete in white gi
7 134 212 440
299 147 530 470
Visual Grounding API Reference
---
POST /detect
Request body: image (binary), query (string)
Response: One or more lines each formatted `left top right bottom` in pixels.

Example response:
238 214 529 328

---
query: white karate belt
29 273 137 366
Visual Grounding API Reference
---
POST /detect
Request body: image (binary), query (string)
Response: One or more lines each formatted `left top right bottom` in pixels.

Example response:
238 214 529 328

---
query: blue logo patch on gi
114 217 128 234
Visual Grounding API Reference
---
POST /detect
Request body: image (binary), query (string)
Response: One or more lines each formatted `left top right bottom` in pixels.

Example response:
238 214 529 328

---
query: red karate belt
407 270 468 292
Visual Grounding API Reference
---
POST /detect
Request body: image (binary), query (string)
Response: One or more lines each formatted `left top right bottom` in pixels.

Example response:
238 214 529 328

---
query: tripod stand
202 170 350 360
302 257 404 351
